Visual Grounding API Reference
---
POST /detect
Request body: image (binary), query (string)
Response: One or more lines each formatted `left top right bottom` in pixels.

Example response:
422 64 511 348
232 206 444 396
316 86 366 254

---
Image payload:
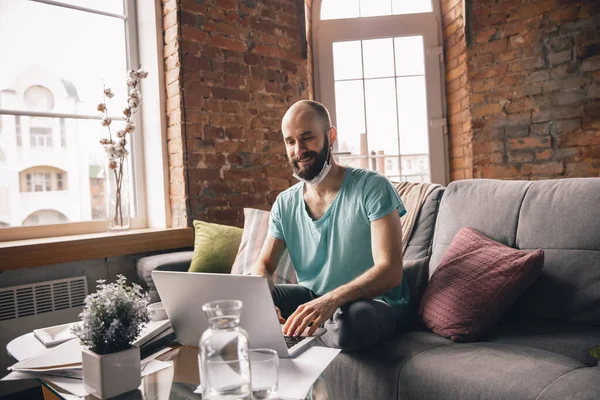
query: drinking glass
250 348 279 400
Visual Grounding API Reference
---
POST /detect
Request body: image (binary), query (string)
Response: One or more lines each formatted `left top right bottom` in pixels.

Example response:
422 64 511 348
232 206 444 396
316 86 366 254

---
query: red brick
565 161 600 177
508 136 552 150
182 25 209 44
209 36 246 52
190 168 221 181
222 101 242 114
211 87 251 102
217 0 236 10
253 45 289 59
472 104 504 118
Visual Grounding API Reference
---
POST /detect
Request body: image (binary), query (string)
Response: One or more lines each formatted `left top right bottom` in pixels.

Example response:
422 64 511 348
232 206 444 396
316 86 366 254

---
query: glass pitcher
199 300 251 400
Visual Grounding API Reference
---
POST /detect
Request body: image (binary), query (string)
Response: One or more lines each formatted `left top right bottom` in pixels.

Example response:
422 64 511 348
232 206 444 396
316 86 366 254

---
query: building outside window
0 0 150 237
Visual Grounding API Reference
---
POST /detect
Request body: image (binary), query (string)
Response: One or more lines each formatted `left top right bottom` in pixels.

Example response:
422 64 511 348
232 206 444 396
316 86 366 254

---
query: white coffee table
6 332 333 400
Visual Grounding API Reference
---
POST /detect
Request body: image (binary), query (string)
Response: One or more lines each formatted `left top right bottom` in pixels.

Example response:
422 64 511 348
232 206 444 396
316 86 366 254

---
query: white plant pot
82 346 141 399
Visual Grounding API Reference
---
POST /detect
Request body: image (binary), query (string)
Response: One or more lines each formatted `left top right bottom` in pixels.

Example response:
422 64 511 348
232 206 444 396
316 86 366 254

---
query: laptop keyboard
284 335 305 349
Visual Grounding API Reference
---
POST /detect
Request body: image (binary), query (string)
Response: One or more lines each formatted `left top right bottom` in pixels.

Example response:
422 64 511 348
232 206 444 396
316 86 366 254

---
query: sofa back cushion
431 178 600 326
402 186 445 261
511 179 600 325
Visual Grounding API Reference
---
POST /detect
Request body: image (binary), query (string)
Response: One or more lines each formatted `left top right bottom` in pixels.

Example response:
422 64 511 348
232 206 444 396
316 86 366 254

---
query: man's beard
289 137 330 181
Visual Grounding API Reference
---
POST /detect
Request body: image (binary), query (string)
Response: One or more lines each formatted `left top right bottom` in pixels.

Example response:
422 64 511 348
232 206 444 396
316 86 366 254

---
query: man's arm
283 209 403 336
250 235 287 290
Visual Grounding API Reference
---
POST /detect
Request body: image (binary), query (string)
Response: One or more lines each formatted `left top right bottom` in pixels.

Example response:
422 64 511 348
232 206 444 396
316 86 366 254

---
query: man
250 100 412 351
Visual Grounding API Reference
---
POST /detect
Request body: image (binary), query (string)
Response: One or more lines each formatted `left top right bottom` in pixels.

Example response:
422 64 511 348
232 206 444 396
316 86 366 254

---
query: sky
0 0 129 112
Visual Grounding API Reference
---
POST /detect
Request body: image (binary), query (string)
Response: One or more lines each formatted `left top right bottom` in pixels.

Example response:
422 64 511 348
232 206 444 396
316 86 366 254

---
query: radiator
0 276 88 397
0 276 87 320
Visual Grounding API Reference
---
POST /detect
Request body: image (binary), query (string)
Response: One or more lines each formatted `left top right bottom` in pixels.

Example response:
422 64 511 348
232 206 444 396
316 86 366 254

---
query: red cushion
420 227 544 342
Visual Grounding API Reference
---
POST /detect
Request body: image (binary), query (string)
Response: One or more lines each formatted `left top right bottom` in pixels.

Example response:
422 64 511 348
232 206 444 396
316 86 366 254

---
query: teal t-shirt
268 167 410 307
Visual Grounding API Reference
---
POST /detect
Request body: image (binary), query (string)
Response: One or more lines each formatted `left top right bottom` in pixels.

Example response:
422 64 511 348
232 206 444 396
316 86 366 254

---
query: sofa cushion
188 220 242 274
513 178 600 326
398 342 585 400
420 227 544 342
536 367 600 400
484 317 600 367
430 180 532 277
230 208 297 284
136 251 194 303
431 178 600 327
321 331 451 400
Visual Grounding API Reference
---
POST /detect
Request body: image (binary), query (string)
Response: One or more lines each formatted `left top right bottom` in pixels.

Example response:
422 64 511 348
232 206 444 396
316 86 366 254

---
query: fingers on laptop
284 306 319 337
275 306 285 323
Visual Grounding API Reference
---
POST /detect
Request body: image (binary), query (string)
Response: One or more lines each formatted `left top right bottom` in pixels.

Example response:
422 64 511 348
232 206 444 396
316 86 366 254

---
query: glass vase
199 300 251 400
106 158 131 231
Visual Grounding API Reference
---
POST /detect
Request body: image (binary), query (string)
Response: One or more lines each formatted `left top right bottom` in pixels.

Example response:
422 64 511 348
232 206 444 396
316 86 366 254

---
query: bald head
282 100 331 137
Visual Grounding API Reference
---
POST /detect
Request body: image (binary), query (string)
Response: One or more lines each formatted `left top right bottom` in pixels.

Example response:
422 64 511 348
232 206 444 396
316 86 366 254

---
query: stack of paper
4 319 174 391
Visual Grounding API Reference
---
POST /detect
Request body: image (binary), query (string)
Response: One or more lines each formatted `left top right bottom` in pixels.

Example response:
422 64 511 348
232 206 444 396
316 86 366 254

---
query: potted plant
72 275 150 399
591 345 600 367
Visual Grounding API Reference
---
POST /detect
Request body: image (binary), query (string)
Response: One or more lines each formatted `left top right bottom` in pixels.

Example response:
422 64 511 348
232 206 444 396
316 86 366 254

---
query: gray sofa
136 179 600 399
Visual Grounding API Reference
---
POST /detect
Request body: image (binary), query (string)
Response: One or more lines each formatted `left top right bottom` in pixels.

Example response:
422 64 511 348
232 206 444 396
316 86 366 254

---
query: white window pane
321 0 360 20
392 0 432 15
362 38 395 79
0 1 129 115
333 41 363 80
395 36 425 76
396 76 429 156
365 78 399 170
359 0 392 17
48 0 124 15
334 81 366 169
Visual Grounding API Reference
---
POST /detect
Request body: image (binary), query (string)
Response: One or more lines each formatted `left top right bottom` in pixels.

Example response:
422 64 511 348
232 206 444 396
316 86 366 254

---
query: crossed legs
272 284 412 352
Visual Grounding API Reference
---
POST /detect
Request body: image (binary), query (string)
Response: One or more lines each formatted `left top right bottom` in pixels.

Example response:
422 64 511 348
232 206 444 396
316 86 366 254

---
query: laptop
151 271 325 358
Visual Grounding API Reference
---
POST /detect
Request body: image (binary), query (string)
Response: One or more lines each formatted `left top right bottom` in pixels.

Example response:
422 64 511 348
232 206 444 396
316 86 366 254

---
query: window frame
0 0 171 242
312 0 449 185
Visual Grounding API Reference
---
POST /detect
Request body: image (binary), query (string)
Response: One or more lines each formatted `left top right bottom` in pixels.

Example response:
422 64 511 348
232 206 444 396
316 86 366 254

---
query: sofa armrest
136 251 194 303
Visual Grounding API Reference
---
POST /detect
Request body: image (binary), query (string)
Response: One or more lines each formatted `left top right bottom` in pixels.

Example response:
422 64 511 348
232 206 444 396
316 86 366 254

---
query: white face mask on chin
293 147 333 186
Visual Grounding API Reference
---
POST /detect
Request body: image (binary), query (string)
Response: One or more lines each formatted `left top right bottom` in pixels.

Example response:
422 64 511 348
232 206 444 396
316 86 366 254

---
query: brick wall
162 0 311 227
442 0 600 180
442 0 473 181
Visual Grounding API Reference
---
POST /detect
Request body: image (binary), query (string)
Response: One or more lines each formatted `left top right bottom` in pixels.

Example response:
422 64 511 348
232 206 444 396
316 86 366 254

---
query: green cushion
188 220 243 274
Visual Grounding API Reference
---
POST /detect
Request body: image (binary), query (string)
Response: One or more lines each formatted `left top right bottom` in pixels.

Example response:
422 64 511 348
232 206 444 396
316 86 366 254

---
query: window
30 127 53 148
313 0 447 184
29 172 52 192
24 85 55 111
56 172 64 190
321 0 432 20
15 116 22 146
0 0 162 238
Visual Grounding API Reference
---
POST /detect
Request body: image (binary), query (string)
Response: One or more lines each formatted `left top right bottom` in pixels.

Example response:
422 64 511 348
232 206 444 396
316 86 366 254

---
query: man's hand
275 306 285 324
283 294 339 337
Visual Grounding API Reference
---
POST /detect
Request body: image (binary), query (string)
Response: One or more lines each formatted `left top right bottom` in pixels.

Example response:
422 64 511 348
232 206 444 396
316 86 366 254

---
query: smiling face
282 104 331 181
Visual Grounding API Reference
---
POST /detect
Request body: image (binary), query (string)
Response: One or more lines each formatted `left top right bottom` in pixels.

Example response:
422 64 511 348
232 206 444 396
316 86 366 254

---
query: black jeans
272 284 415 352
